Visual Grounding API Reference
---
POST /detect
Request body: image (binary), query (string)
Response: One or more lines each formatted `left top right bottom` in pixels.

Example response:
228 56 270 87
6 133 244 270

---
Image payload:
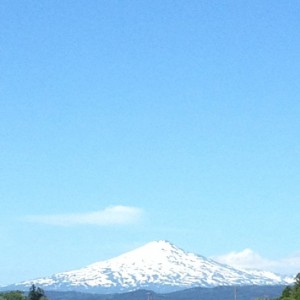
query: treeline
0 285 47 300
278 273 300 300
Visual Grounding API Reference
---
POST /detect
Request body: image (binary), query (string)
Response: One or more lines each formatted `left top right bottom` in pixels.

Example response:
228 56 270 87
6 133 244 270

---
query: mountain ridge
3 240 294 293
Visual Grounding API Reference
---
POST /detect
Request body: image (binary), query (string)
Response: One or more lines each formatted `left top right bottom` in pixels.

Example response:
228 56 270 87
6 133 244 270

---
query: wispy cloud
212 249 300 276
24 205 143 226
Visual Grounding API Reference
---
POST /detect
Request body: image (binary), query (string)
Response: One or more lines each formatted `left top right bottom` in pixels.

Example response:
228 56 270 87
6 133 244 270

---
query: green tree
27 285 46 300
279 273 300 300
0 291 26 300
295 274 300 288
280 286 293 300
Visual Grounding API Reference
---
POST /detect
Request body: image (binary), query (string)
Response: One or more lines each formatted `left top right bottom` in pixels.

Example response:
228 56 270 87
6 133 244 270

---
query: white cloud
212 249 300 276
24 205 143 226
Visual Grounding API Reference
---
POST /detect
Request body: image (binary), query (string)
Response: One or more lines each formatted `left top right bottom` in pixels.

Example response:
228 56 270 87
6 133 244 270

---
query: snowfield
7 240 294 293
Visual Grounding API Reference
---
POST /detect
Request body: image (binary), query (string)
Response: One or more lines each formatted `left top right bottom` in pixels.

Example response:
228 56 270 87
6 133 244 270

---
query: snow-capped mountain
6 241 293 293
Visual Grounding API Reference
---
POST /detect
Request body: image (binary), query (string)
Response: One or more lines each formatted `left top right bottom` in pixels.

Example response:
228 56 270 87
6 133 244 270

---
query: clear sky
1 0 300 286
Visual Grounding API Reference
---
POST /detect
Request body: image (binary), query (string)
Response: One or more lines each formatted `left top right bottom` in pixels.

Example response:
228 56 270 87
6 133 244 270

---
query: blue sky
1 0 300 286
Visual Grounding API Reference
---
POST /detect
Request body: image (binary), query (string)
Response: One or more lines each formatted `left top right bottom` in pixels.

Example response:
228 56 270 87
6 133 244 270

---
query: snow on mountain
235 268 294 285
6 241 293 293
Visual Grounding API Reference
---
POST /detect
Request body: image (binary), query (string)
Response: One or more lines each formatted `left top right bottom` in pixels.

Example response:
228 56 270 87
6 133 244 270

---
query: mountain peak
136 240 178 251
103 239 183 265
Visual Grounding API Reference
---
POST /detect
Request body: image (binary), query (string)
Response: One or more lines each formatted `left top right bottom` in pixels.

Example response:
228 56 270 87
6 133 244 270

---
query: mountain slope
5 240 293 293
45 285 288 300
